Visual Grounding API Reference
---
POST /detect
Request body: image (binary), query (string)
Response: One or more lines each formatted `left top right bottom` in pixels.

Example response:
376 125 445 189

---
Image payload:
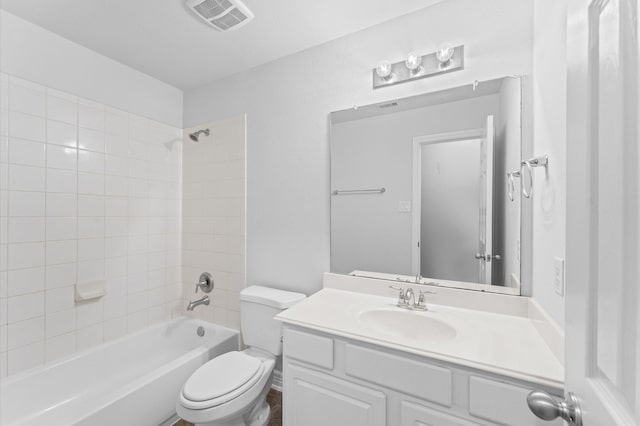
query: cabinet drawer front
345 344 452 407
401 401 478 426
283 328 334 369
468 376 563 426
286 364 386 426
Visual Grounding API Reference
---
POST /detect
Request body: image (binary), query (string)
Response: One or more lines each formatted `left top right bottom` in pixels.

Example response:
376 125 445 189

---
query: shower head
189 129 210 142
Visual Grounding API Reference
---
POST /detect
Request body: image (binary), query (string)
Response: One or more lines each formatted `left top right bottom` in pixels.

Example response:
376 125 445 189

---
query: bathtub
0 317 239 426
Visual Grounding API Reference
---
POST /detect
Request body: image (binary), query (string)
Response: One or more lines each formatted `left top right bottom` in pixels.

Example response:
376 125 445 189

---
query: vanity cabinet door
284 363 386 426
400 401 478 426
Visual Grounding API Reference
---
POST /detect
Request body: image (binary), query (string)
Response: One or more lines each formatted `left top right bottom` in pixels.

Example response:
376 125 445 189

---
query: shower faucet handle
195 272 214 293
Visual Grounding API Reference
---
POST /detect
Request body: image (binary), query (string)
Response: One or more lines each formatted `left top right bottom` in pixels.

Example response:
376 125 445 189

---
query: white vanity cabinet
282 325 563 426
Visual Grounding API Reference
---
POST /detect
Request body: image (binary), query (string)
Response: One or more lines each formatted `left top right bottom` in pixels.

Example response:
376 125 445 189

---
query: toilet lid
183 351 263 403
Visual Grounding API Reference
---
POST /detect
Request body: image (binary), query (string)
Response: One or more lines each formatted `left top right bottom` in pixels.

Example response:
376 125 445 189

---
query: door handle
474 253 501 262
527 391 582 426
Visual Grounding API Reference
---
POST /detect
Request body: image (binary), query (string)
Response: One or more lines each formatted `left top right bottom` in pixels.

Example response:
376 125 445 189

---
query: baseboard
271 369 283 392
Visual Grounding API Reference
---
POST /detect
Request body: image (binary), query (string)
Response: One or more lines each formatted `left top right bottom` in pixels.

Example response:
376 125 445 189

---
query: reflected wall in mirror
330 77 526 294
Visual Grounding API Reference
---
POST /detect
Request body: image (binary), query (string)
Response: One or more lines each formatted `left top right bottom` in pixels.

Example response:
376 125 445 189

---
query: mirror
330 76 526 295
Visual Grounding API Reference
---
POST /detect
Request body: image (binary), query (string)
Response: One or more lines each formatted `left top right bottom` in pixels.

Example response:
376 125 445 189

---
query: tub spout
186 295 210 311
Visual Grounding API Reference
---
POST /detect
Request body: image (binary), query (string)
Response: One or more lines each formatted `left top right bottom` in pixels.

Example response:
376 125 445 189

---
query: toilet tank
240 286 306 356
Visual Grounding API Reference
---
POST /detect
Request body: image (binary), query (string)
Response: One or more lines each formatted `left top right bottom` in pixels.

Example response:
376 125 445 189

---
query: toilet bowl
176 286 305 426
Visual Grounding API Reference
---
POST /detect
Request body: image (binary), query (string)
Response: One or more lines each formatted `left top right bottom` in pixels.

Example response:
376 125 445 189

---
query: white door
530 0 640 425
478 115 495 283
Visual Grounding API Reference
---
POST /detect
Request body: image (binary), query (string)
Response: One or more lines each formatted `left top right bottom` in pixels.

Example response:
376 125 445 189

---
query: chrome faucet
389 285 436 311
187 295 210 311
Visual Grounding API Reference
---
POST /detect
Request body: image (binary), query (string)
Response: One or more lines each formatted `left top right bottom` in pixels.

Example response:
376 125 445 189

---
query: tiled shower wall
182 115 245 329
0 74 183 377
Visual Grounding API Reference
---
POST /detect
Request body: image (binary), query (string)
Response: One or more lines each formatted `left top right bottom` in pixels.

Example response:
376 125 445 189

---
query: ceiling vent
186 0 254 32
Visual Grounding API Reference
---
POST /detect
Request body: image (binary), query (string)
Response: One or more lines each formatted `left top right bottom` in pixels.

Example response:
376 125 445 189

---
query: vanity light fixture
436 44 455 67
372 44 464 89
375 60 393 79
405 52 423 72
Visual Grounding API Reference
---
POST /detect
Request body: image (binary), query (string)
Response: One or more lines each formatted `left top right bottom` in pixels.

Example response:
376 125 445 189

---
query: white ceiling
1 0 444 90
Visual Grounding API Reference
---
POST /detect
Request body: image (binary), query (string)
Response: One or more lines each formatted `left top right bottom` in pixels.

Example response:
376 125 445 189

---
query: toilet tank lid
240 286 306 309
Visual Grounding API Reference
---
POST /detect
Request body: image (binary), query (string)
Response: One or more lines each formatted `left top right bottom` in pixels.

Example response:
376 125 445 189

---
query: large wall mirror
330 76 530 295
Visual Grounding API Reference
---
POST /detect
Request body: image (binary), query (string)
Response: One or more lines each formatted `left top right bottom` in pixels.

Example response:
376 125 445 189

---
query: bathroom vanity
276 274 564 426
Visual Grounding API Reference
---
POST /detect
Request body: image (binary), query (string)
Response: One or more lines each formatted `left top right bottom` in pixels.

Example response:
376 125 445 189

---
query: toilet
176 285 306 426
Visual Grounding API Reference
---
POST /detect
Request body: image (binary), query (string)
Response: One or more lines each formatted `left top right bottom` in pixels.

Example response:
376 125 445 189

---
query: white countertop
277 287 564 389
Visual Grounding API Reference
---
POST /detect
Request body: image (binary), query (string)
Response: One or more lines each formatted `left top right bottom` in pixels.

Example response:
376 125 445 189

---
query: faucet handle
416 289 436 310
388 285 406 305
195 272 214 294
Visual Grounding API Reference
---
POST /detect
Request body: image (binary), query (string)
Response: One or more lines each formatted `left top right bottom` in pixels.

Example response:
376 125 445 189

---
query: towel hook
521 156 549 199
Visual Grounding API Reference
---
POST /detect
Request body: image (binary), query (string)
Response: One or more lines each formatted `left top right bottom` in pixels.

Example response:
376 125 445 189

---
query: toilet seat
180 351 265 410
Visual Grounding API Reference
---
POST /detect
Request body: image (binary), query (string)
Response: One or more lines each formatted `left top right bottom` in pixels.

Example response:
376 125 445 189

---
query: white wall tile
8 164 46 191
47 95 78 126
7 292 44 323
45 286 75 314
8 242 45 270
77 217 104 239
78 128 105 153
46 169 77 193
76 259 104 282
79 99 105 131
46 308 75 338
46 263 76 290
7 267 44 297
0 74 8 110
46 217 77 241
9 191 45 217
78 150 104 173
3 79 182 374
76 299 102 328
47 145 77 171
9 80 45 117
7 340 44 375
105 108 128 136
46 193 76 217
8 139 46 167
8 217 45 243
103 316 126 341
77 238 104 261
77 323 103 351
46 240 76 265
45 332 76 363
47 120 77 148
78 195 104 217
78 172 104 195
7 316 44 350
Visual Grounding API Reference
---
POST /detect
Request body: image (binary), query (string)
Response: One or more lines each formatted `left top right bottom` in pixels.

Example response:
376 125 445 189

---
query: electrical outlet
554 257 565 296
398 201 411 213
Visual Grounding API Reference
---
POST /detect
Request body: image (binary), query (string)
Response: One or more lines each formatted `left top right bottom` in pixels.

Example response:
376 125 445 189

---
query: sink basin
358 308 457 342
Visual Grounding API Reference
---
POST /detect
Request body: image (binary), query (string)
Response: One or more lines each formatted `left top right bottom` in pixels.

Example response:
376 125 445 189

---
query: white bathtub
0 317 239 426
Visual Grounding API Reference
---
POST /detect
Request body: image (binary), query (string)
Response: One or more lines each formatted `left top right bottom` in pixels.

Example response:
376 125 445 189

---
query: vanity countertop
276 287 564 389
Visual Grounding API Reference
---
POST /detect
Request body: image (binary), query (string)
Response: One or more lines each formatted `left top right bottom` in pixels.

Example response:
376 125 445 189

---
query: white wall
0 11 183 128
531 0 568 327
181 115 245 329
184 0 533 295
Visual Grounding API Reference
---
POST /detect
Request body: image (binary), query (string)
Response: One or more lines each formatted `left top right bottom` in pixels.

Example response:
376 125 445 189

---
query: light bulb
375 61 392 79
436 44 455 65
405 52 422 71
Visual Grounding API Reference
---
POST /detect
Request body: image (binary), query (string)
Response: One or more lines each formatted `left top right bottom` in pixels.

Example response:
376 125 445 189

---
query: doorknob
527 391 582 426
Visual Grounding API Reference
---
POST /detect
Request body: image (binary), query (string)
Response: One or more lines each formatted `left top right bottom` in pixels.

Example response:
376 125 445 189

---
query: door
552 0 640 425
478 115 495 283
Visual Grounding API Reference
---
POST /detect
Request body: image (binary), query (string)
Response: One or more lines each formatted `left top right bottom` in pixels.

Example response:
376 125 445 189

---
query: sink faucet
187 295 210 311
389 286 436 311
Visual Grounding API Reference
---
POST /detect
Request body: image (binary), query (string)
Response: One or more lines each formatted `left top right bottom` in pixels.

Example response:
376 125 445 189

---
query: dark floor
174 389 282 426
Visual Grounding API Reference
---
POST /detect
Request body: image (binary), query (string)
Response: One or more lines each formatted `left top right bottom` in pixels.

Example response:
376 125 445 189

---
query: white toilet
177 285 306 426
